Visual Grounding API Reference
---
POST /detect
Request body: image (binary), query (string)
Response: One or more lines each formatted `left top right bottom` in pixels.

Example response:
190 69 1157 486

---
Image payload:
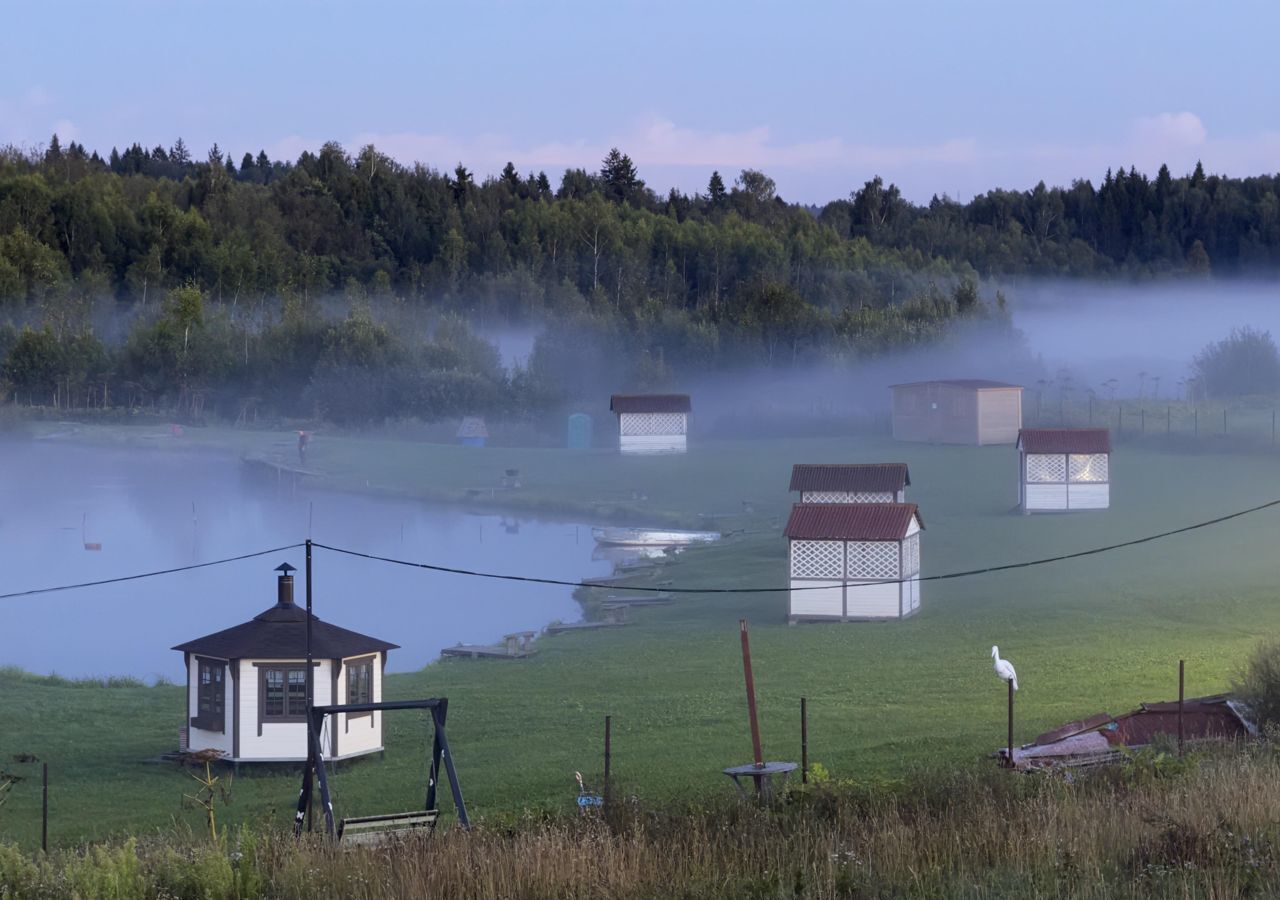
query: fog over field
1007 279 1280 396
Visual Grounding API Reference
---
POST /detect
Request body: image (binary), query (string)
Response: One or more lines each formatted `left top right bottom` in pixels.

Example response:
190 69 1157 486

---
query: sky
3 0 1279 203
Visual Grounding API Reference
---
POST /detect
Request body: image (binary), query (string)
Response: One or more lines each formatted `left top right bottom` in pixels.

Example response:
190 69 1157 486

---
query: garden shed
609 394 691 454
784 503 923 622
1017 428 1111 513
172 563 398 764
889 380 1023 445
789 463 909 503
456 417 488 447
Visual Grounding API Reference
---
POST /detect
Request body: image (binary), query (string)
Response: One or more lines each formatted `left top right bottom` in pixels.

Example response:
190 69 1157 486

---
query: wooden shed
789 463 909 503
889 380 1022 445
785 503 923 622
172 564 398 764
1017 428 1111 513
609 394 691 454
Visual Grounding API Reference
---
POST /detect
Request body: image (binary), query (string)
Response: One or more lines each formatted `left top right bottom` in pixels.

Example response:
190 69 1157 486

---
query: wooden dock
543 619 632 636
440 630 538 660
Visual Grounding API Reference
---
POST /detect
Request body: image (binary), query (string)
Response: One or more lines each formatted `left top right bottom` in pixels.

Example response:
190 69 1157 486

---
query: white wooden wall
333 654 384 759
619 412 688 454
186 656 232 756
843 581 902 618
236 659 334 761
1023 453 1110 511
789 529 919 620
788 580 844 618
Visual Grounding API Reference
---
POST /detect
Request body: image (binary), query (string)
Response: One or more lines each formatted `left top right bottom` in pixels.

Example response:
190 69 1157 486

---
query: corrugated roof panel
789 463 911 493
1017 428 1112 454
610 394 692 413
890 379 1022 390
783 503 922 540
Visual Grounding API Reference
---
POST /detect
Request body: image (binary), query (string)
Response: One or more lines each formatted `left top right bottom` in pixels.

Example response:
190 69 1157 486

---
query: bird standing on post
992 646 1018 690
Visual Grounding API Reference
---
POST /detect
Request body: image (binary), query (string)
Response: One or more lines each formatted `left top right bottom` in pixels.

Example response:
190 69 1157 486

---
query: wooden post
1007 680 1015 769
1140 408 1145 434
1178 660 1185 757
305 540 314 832
1088 393 1093 424
1167 406 1171 435
1194 407 1199 437
603 715 612 810
41 762 47 854
800 697 808 785
1224 408 1228 435
739 619 764 796
1273 409 1276 445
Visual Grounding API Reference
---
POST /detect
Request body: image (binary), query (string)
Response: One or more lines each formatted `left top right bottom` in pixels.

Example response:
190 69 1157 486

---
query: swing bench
294 698 469 843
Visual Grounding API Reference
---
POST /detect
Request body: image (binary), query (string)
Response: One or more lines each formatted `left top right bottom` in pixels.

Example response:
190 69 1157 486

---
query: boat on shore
591 526 720 547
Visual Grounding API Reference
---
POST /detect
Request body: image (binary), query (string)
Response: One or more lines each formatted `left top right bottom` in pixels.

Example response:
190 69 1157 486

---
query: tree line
2 134 1275 422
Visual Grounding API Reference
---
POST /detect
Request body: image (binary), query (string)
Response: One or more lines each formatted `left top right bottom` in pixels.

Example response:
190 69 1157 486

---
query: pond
0 440 609 680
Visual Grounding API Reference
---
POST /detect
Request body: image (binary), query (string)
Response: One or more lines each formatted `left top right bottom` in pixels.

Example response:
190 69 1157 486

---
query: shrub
1233 640 1280 731
1193 326 1280 397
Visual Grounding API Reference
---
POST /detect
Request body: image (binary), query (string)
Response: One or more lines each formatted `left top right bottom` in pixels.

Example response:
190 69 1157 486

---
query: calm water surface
0 440 608 679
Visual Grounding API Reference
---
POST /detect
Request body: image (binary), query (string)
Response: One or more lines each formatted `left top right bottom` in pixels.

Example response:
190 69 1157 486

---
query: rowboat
591 527 720 547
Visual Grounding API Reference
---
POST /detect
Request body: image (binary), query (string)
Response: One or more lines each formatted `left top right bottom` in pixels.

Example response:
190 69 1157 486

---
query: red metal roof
610 394 692 414
789 463 910 493
890 379 1021 390
784 503 922 541
1017 428 1111 454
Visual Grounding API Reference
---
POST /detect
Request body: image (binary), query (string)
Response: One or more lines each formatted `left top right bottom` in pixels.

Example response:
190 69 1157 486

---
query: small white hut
785 503 923 622
789 463 909 503
172 564 398 764
609 394 691 454
1017 428 1111 513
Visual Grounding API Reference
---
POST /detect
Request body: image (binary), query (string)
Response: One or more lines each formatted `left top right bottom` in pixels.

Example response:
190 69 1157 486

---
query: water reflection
0 440 608 679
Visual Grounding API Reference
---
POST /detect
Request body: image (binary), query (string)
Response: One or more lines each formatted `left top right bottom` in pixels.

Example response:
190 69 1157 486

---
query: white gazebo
789 463 909 503
1017 428 1111 513
785 503 923 622
172 563 398 764
609 394 691 454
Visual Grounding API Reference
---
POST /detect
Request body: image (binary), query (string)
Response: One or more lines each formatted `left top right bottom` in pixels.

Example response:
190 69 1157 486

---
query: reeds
8 748 1280 898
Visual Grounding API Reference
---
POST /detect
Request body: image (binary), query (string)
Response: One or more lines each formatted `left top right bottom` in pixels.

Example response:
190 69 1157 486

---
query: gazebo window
347 658 373 705
1069 454 1108 482
260 666 308 723
193 658 224 732
1026 454 1067 483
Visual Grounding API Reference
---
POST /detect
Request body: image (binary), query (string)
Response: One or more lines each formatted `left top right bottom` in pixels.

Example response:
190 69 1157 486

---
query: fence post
1224 408 1228 436
1273 408 1276 445
1140 408 1145 434
1117 406 1122 436
1194 408 1198 437
1088 394 1093 424
1167 406 1171 435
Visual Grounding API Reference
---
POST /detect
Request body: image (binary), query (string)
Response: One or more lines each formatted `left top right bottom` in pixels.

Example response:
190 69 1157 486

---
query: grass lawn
4 421 1280 849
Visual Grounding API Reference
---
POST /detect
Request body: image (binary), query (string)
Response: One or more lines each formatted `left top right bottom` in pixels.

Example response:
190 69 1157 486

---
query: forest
1 135 1277 424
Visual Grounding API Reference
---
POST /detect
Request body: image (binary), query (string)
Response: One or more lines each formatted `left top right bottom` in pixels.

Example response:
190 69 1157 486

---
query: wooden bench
337 809 438 845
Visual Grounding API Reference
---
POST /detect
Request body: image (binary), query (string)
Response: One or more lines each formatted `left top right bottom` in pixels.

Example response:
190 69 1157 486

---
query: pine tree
600 148 643 205
500 161 520 193
708 170 727 207
170 137 191 166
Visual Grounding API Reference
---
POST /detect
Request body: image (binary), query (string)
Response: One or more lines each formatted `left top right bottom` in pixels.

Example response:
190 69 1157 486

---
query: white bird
992 645 1018 691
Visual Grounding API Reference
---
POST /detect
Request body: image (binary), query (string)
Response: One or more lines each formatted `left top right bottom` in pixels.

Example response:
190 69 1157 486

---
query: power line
312 497 1280 593
0 544 306 601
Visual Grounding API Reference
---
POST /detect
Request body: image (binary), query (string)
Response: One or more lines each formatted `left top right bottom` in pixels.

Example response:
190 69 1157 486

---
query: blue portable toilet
567 413 593 449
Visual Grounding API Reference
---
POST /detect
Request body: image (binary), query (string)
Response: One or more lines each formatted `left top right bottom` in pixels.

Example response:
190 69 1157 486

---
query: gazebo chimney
274 562 297 606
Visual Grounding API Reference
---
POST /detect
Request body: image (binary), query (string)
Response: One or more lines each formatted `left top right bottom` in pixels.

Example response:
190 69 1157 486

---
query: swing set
294 697 470 842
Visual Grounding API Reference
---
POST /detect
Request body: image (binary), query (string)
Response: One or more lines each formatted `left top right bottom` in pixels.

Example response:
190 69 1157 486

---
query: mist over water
0 442 607 680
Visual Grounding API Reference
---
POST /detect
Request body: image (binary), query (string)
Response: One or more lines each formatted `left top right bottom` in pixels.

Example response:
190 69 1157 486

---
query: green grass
5 423 1280 850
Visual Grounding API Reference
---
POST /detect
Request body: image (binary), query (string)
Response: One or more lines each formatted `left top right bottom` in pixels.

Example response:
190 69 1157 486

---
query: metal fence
1029 395 1280 447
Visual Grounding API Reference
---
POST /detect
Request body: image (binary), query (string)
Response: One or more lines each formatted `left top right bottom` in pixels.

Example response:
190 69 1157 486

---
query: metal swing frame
293 697 470 838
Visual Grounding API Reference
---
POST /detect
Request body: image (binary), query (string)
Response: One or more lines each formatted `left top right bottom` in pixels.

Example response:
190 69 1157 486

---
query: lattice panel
847 541 899 579
1026 454 1066 483
802 491 894 503
620 412 687 436
901 533 920 577
1069 453 1108 483
790 540 845 579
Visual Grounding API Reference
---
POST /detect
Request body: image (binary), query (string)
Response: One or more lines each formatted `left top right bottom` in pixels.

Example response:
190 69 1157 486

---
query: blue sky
4 0 1278 202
